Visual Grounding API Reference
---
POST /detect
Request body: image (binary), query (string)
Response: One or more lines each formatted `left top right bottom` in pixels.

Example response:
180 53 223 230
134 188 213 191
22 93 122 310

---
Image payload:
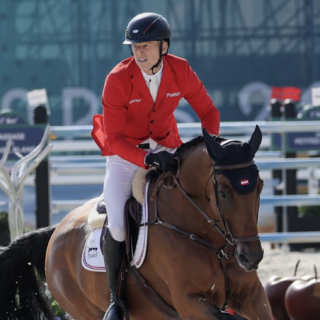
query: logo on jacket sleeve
166 92 181 98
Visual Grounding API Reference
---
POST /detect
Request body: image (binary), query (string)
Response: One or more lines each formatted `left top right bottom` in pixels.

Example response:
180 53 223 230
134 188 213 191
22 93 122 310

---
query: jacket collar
130 56 174 105
157 57 174 105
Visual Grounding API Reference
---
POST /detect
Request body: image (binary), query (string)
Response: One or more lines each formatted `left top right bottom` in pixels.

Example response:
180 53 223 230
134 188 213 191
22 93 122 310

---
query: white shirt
141 62 164 102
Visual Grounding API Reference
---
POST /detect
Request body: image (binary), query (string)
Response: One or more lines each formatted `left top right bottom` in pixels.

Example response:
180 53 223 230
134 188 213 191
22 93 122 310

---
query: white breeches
103 145 175 242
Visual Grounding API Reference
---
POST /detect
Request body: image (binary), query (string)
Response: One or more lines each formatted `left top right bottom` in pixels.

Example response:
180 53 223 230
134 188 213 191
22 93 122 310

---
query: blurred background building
0 0 319 124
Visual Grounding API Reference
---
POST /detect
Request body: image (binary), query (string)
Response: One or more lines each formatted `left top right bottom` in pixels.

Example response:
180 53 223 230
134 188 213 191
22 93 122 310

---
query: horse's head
203 125 264 272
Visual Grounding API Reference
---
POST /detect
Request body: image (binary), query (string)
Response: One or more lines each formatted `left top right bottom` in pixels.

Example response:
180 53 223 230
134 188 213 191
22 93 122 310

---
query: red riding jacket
91 54 220 168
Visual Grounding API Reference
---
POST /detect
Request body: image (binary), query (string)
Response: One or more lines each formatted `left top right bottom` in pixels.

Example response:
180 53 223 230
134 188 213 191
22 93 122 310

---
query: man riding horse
91 12 220 320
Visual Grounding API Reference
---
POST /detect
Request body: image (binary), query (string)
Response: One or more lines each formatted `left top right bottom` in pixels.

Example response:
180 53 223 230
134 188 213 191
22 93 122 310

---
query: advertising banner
0 111 45 160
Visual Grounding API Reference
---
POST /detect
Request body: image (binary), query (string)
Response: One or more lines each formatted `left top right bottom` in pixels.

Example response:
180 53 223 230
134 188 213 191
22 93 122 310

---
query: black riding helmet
123 12 171 74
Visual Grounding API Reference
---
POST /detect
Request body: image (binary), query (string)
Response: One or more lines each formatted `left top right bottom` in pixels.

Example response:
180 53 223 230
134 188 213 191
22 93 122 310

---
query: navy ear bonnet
215 140 259 195
203 125 262 195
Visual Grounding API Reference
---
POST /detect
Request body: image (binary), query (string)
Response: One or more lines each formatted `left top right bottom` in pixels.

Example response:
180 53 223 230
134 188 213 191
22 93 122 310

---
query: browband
214 160 255 171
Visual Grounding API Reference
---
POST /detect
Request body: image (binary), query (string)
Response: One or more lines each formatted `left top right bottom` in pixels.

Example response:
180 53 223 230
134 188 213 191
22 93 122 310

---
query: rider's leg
102 155 139 320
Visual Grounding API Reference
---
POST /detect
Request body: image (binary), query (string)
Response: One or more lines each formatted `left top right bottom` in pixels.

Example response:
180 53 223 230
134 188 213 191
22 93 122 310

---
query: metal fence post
270 99 283 233
34 105 51 228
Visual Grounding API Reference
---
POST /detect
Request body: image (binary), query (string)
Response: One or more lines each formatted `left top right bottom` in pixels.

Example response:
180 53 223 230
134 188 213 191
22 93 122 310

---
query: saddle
97 197 142 263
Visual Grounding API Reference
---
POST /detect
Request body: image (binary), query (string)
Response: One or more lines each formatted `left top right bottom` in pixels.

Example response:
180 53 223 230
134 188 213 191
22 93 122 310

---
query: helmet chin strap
150 40 163 75
128 45 133 55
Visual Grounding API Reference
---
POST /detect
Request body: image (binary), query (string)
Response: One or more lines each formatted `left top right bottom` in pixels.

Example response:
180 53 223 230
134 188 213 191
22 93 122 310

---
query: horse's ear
245 125 262 157
202 128 227 162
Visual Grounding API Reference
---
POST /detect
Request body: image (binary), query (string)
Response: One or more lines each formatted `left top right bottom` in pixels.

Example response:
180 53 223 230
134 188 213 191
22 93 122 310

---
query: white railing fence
46 121 320 244
2 121 320 244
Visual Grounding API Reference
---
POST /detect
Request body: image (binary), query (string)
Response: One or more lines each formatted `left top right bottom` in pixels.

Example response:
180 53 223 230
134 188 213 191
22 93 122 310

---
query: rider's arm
184 63 220 135
102 73 148 168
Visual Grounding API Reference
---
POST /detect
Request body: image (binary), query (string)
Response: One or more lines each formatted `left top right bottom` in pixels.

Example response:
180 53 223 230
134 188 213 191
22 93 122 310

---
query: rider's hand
145 151 178 172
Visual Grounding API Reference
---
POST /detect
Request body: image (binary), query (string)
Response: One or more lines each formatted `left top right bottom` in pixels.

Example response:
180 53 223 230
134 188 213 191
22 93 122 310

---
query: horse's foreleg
234 281 273 320
175 295 237 320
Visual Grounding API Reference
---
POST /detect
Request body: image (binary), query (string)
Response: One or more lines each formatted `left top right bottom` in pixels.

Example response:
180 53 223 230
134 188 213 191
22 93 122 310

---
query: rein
141 158 260 310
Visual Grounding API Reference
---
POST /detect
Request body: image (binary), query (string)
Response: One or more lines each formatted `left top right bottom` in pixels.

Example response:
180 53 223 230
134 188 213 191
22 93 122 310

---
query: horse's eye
219 191 226 198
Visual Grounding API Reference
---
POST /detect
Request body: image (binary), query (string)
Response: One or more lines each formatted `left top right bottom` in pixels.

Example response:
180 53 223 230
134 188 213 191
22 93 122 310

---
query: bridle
211 160 261 246
142 157 261 310
145 159 260 248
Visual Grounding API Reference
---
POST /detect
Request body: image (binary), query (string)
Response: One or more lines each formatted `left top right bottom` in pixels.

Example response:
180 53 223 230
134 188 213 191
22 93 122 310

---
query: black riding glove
145 151 177 172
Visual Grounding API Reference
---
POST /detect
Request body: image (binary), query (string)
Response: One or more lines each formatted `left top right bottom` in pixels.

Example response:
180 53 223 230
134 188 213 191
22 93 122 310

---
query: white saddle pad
82 182 150 272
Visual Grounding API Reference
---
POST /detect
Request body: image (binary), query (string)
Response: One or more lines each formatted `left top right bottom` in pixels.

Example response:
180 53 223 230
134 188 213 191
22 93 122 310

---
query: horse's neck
178 144 212 189
175 149 239 247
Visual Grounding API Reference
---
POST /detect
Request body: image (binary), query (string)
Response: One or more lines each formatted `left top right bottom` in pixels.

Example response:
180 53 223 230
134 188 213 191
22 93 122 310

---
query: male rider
91 12 220 320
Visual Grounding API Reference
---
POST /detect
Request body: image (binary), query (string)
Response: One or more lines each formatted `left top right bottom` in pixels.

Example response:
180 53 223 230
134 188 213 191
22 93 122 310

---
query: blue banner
272 132 320 152
0 111 45 160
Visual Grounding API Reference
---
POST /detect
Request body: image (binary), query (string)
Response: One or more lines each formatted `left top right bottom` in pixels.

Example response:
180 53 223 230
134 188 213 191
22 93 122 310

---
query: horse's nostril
239 253 249 263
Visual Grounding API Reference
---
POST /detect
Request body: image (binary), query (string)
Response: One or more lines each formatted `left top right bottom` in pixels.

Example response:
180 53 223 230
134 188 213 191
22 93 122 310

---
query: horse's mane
146 134 226 181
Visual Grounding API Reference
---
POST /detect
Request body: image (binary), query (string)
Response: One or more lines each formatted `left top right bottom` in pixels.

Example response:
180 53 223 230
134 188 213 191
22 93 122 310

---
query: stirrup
103 300 124 320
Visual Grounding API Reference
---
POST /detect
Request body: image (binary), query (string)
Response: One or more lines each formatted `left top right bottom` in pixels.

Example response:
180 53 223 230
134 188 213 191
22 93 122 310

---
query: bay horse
0 126 273 320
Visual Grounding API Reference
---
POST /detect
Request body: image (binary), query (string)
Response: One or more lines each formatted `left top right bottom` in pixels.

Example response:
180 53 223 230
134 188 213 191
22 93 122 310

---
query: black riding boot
102 229 125 320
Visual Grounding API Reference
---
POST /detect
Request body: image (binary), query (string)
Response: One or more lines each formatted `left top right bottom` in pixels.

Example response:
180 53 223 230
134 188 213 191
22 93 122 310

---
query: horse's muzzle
236 242 264 271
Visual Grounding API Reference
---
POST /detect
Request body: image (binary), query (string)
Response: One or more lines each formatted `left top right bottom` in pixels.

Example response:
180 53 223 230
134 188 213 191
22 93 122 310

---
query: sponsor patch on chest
166 92 181 98
129 99 142 104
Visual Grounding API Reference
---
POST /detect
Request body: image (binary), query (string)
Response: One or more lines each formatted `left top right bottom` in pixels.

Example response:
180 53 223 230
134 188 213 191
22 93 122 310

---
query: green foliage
0 211 10 245
46 287 69 320
0 211 9 232
298 205 320 217
49 296 69 319
298 191 320 217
